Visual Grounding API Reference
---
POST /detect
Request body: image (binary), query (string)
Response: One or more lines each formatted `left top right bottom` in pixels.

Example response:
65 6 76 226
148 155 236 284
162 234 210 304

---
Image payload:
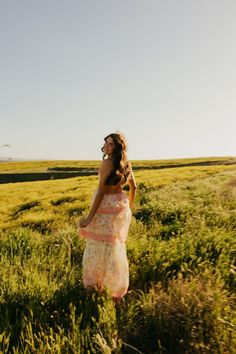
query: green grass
1 156 235 173
0 158 235 353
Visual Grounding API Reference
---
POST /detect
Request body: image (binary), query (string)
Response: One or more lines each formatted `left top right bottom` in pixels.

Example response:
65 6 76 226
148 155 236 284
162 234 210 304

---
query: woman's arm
79 159 113 228
128 166 137 209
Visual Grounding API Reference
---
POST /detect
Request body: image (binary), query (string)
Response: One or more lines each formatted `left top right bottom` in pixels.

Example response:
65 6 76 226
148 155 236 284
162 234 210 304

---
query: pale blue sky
1 0 236 160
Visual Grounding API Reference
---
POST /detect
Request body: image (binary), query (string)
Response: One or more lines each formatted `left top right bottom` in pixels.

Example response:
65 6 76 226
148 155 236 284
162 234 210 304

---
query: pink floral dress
79 190 132 298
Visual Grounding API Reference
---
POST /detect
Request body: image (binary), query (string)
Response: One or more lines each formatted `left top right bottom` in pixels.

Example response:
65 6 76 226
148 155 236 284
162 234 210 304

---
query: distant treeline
0 171 97 184
48 159 236 171
0 158 236 184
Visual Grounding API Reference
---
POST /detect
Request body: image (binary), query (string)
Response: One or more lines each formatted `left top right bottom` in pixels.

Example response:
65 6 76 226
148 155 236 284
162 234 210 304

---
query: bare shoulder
99 159 113 173
128 163 136 185
128 162 134 177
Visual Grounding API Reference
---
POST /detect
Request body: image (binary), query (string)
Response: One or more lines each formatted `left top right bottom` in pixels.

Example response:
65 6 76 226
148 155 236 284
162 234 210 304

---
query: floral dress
79 190 132 298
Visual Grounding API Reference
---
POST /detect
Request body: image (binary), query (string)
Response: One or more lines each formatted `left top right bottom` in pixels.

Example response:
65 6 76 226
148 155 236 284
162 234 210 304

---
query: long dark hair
101 133 131 186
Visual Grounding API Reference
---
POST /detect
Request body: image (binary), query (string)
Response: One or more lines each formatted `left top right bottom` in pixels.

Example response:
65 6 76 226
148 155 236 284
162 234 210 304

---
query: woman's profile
78 132 137 301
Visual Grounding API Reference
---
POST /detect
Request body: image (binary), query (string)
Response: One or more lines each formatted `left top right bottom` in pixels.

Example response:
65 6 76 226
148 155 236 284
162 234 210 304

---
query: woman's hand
79 216 92 228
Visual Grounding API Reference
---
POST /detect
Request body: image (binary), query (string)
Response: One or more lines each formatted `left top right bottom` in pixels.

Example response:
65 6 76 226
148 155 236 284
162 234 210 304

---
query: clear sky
1 0 236 161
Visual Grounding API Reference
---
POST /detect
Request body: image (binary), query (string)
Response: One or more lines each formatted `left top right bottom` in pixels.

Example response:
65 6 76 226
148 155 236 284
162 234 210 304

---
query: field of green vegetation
0 157 236 353
0 156 235 173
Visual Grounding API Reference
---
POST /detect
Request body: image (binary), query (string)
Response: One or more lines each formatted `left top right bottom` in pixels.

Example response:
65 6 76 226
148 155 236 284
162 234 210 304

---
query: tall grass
0 160 235 352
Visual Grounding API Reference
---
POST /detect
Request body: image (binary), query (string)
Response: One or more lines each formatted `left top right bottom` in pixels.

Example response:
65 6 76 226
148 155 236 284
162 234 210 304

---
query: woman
78 132 137 300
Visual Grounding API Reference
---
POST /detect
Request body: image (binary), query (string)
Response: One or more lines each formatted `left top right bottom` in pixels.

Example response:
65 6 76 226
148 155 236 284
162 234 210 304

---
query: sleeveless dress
79 189 132 298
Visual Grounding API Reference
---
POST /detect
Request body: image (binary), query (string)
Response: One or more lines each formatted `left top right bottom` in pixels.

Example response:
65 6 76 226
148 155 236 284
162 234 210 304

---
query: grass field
0 156 235 173
0 157 235 353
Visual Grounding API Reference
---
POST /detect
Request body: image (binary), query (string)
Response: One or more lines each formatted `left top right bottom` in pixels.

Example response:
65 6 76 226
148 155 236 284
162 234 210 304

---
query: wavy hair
101 133 131 186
